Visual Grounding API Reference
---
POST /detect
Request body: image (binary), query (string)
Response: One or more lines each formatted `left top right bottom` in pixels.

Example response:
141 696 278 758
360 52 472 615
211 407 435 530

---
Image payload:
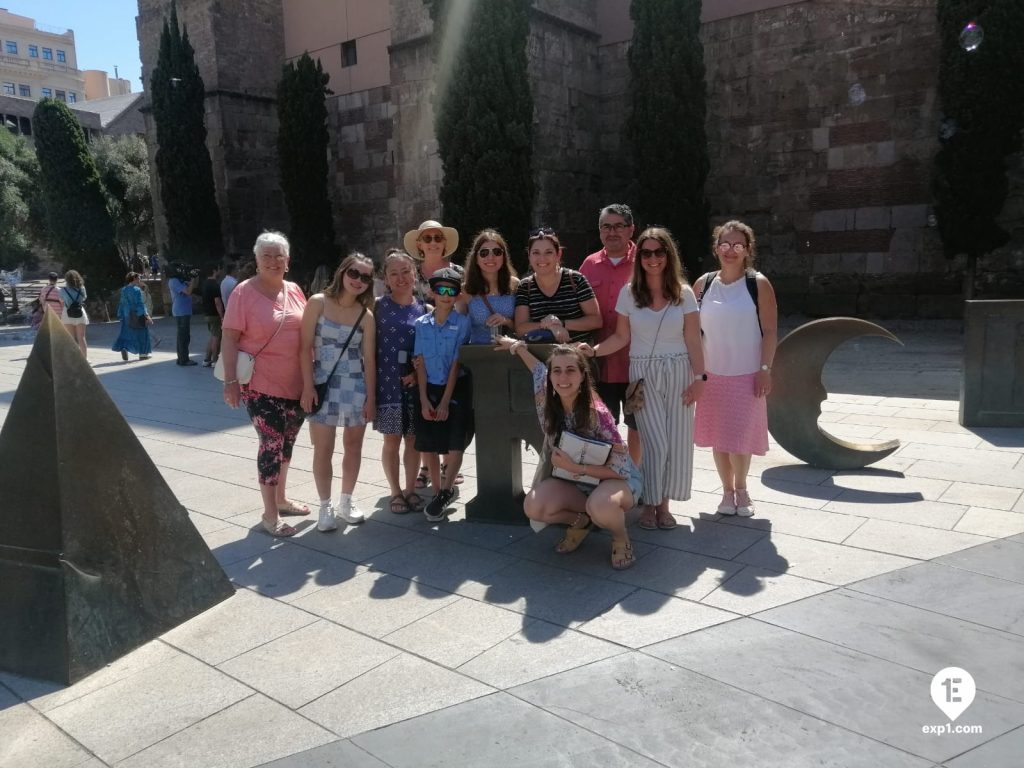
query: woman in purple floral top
495 338 643 569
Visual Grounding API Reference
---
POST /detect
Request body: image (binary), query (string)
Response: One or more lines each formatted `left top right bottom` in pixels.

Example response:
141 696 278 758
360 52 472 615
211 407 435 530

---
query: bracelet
509 341 524 355
224 379 238 385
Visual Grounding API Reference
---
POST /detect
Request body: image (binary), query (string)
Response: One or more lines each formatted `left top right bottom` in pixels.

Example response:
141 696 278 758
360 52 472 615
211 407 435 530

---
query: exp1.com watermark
922 667 983 736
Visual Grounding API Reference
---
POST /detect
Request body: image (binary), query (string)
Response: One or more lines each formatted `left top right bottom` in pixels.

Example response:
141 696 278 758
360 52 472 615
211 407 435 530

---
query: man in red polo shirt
580 203 641 465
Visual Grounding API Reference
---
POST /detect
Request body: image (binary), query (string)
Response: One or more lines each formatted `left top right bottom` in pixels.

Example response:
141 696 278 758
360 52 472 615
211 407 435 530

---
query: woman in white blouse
581 227 706 530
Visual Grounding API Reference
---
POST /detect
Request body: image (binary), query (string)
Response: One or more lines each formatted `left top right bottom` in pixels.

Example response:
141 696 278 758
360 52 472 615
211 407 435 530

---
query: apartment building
0 8 85 104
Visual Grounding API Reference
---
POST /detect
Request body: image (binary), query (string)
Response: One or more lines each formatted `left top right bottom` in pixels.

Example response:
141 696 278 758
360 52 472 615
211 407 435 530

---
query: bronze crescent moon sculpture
767 317 903 469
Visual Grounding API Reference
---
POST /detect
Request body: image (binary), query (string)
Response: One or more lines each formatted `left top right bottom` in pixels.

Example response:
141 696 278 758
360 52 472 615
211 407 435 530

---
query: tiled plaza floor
1 317 1022 767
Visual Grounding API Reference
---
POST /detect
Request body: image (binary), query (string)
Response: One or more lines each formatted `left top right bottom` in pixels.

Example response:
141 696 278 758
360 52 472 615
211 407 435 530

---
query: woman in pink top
222 231 309 537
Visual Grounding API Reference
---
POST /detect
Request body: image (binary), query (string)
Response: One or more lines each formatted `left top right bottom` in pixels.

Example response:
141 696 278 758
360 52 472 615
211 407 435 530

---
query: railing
0 55 80 76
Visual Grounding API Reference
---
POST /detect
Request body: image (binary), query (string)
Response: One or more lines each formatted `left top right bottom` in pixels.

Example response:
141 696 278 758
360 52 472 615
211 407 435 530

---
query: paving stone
735 531 918 584
953 507 1024 538
716 499 867 543
934 539 1024 585
644 618 1024 764
422 517 533 550
628 515 766 559
944 725 1024 768
896 443 1020 467
577 590 738 647
757 589 1024 703
258 739 391 767
850 562 1024 635
202 522 295 567
823 495 968 529
875 427 982 449
512 652 932 767
289 517 422 564
0 700 97 768
744 476 845 509
364 535 517 593
939 481 1023 511
842 519 990 559
291 571 460 637
224 543 364 603
497 524 657 580
218 620 400 708
161 588 317 665
46 653 252 764
188 510 234 534
299 653 492 738
825 470 952 500
456 560 638 628
909 460 1024 491
605 546 744 600
352 691 664 767
117 693 336 768
700 566 834 614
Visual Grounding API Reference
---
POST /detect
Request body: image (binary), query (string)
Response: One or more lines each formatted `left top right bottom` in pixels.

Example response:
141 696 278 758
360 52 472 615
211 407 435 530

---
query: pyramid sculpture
0 313 234 684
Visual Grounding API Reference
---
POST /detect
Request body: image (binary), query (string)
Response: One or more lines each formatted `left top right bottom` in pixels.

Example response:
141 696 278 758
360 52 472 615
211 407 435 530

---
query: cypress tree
150 2 223 265
428 0 535 272
933 0 1024 299
277 53 336 280
0 129 42 271
32 99 121 293
626 0 710 280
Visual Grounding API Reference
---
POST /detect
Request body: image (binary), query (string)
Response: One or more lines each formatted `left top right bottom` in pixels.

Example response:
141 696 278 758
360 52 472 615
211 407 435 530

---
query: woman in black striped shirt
514 227 602 343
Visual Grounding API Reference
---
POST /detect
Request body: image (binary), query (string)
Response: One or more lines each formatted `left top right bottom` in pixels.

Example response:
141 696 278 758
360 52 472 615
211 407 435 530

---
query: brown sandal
389 494 410 514
555 512 592 554
261 517 297 537
611 539 635 570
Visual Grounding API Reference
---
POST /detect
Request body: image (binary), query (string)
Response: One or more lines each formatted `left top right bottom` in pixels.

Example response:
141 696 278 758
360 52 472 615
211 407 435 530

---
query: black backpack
66 288 84 318
697 270 761 336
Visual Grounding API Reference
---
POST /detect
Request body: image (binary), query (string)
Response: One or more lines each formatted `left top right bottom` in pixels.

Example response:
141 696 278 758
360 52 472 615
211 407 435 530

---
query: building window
341 39 357 68
5 41 17 55
42 87 52 98
42 47 52 60
56 50 66 63
2 83 14 96
18 84 30 97
67 91 76 103
55 89 66 102
28 44 38 58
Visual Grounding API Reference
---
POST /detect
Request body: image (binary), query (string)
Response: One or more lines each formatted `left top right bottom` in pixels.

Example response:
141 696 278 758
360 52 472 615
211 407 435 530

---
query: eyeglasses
433 284 459 297
419 234 445 244
599 222 631 232
529 227 555 238
639 247 668 260
477 247 505 258
716 242 749 254
346 268 374 285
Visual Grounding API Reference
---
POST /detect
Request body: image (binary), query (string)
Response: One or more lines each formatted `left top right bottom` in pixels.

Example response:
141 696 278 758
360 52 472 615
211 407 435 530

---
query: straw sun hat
403 220 460 258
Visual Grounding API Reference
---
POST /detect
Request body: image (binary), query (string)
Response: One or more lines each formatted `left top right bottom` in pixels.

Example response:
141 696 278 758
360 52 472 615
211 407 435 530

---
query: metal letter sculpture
0 313 234 684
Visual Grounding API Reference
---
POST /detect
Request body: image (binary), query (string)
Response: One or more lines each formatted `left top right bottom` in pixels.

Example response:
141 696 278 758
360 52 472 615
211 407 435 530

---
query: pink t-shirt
580 242 635 384
222 279 307 400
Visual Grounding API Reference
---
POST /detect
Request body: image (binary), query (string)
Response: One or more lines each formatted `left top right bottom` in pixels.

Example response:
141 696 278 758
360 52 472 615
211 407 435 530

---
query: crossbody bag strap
321 305 367 381
481 294 497 315
251 290 289 359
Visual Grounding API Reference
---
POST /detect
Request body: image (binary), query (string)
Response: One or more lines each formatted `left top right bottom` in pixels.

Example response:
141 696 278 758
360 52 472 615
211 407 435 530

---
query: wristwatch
760 364 772 372
694 372 708 381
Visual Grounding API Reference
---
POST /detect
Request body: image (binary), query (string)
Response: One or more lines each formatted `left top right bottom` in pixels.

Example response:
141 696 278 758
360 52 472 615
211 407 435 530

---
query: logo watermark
923 667 982 736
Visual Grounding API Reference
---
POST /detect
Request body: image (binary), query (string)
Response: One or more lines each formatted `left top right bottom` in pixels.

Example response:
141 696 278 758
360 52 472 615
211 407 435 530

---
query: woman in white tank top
693 221 778 517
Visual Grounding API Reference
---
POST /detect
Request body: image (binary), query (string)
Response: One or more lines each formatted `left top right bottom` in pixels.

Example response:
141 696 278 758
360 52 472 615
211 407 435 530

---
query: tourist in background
201 262 225 367
374 249 428 514
459 229 519 343
581 227 705 530
693 220 778 517
222 231 309 537
168 264 198 366
40 272 64 319
300 253 377 531
59 270 89 358
112 272 153 362
220 261 239 308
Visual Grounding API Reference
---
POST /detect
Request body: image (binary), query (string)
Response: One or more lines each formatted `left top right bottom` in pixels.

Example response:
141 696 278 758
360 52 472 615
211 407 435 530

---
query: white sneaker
735 490 755 517
717 491 737 516
337 499 365 525
317 501 338 532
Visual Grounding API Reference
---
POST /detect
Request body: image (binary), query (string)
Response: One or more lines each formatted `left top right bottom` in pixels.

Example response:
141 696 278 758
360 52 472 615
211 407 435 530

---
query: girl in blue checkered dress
300 254 377 532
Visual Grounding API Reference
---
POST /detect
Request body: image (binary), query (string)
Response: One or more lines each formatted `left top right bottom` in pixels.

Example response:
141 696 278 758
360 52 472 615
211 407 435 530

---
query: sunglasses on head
529 226 556 238
346 267 373 285
419 234 445 244
433 284 459 297
477 246 505 258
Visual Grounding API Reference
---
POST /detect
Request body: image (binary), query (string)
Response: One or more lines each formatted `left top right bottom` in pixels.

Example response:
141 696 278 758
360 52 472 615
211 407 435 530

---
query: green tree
32 99 121 293
933 1 1024 299
277 53 336 280
0 129 43 271
150 1 222 265
626 0 710 280
428 0 535 272
92 135 155 265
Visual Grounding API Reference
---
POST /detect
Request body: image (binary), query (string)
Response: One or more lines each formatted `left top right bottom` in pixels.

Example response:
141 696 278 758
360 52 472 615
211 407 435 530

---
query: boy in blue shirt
414 267 473 521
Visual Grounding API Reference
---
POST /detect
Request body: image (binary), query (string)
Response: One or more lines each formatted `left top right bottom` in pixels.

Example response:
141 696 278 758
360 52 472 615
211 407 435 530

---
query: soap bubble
960 22 983 52
939 118 958 141
848 83 866 106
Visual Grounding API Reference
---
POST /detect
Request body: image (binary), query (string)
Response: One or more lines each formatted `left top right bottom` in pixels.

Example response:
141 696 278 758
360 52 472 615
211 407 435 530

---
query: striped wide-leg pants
631 354 695 504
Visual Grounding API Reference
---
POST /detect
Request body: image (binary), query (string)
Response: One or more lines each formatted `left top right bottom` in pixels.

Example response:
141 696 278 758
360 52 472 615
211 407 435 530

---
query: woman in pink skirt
693 221 778 516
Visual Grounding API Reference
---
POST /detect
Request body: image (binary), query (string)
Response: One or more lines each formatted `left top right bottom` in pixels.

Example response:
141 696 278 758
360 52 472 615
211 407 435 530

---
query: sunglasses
433 284 459 297
639 247 668 260
716 242 749 253
477 247 505 258
346 268 373 285
419 234 445 244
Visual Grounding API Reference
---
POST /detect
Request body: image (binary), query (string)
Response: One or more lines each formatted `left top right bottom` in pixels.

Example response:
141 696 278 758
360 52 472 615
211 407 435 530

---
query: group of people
33 270 93 358
219 206 778 572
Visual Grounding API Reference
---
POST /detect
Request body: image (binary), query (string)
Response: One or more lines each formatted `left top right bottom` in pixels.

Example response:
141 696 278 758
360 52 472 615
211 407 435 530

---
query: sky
7 0 144 90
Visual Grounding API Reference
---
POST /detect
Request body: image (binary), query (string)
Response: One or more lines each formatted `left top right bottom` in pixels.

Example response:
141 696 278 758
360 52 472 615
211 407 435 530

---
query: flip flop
389 494 410 514
261 517 297 537
278 501 311 516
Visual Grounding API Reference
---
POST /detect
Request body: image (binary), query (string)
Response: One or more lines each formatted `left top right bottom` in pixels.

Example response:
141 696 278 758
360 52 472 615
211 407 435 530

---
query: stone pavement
1 317 1022 768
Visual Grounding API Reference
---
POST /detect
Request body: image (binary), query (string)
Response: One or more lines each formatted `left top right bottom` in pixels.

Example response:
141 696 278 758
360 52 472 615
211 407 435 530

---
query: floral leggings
242 390 305 486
